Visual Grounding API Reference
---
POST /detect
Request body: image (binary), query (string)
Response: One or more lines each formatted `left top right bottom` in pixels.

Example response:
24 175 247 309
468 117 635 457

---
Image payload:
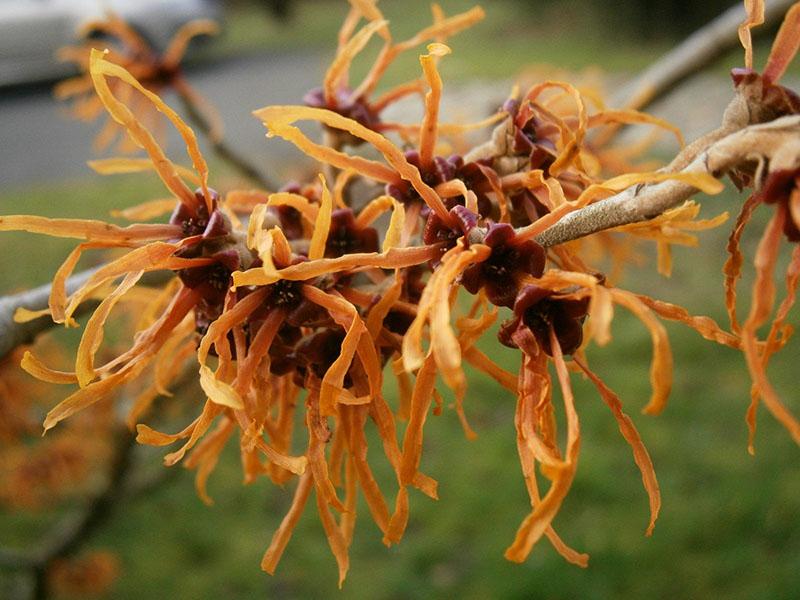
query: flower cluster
56 11 221 153
0 0 798 585
0 344 115 510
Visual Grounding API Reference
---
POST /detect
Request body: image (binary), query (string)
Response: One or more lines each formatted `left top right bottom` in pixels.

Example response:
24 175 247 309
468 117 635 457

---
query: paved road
0 52 327 190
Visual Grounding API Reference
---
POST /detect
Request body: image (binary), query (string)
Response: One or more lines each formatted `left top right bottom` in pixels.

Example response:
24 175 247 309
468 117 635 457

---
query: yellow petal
88 157 201 185
199 365 244 409
309 175 333 260
75 270 143 387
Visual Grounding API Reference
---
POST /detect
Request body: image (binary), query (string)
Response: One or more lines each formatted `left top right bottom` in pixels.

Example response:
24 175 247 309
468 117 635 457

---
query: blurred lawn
203 0 790 84
1 1 799 597
202 0 672 79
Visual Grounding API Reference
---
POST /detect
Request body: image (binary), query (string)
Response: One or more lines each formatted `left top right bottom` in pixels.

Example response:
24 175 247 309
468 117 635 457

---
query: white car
0 0 220 87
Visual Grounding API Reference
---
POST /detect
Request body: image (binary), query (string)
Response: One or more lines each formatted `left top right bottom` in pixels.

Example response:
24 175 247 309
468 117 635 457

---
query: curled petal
253 437 307 475
514 346 587 566
199 365 245 410
261 472 313 574
399 353 438 487
305 400 346 514
462 346 517 392
339 406 391 534
738 0 765 70
505 329 580 562
44 354 153 433
315 485 350 587
763 3 800 84
233 244 441 287
21 351 78 384
64 239 209 323
88 157 201 185
575 357 660 536
303 286 366 414
0 215 180 243
393 6 485 53
587 284 614 346
609 288 672 414
634 294 741 349
254 105 451 222
724 193 761 332
588 108 684 147
197 288 268 365
383 200 406 251
365 275 403 340
89 49 211 211
418 43 451 170
184 417 235 505
162 19 220 70
75 270 144 387
324 19 388 104
742 210 800 446
402 244 490 391
309 175 333 260
111 198 181 222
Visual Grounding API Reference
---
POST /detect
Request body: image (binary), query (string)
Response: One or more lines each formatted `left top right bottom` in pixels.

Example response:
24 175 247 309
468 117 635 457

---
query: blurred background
0 1 798 598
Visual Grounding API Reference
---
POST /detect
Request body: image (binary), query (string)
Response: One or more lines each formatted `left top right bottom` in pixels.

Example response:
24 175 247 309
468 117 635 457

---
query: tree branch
613 0 796 112
0 269 99 361
0 270 172 362
535 115 800 248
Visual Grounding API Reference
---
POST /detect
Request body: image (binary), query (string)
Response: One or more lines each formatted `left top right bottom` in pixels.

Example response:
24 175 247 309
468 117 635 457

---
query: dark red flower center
303 86 381 145
325 208 379 257
759 168 800 242
460 223 546 308
498 284 591 356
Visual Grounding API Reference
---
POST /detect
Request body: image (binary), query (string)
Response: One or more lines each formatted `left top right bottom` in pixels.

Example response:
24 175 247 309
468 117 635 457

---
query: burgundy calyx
325 208 379 257
509 101 557 171
731 68 800 119
460 223 546 308
386 150 462 207
303 86 381 146
452 159 497 218
509 188 551 228
422 204 480 265
758 167 800 242
169 188 224 238
271 181 310 240
294 328 348 381
498 284 591 356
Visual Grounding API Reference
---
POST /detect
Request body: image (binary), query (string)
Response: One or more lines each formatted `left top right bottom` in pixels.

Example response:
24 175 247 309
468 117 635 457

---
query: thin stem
174 79 276 190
